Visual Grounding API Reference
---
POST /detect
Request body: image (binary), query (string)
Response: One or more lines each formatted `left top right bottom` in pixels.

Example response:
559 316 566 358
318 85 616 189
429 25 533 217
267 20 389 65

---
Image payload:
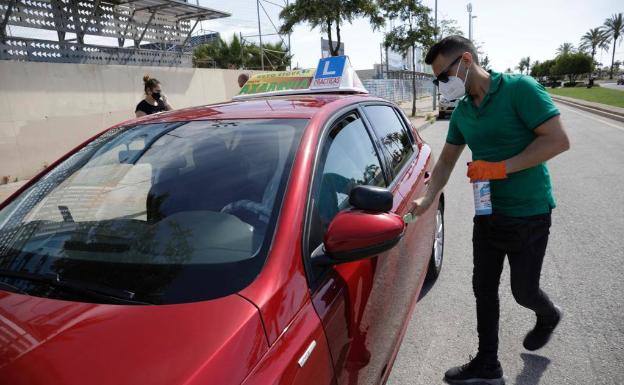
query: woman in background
135 75 173 117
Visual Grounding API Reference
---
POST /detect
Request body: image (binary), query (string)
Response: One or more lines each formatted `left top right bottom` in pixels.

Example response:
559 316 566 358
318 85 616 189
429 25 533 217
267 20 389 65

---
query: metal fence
361 78 434 104
0 37 192 66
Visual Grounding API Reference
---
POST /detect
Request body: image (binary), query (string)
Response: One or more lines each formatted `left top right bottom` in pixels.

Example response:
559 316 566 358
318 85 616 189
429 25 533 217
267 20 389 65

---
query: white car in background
438 96 458 119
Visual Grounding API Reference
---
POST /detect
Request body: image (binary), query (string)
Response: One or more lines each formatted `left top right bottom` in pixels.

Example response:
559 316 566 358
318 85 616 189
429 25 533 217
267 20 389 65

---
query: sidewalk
550 94 624 123
399 95 437 131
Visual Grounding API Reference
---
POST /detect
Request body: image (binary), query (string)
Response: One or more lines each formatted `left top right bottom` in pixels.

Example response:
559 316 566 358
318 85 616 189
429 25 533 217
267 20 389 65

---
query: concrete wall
0 61 251 181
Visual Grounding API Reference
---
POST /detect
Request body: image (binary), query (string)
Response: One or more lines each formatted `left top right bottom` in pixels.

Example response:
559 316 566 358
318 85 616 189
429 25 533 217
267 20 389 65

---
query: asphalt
387 104 624 385
600 82 624 91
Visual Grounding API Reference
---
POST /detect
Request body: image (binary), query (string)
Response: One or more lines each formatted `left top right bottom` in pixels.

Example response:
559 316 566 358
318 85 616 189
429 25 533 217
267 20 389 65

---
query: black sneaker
444 355 505 384
523 305 562 351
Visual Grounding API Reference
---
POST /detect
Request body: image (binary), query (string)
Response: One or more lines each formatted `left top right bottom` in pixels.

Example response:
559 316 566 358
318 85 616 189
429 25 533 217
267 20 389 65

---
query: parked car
617 74 624 85
0 92 444 385
438 95 458 119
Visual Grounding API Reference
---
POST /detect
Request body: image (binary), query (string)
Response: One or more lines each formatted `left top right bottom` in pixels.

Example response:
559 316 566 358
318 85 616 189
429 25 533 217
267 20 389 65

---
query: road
600 82 624 91
387 104 624 385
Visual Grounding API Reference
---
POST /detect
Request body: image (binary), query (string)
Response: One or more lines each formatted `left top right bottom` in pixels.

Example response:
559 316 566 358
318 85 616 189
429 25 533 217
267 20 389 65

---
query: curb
415 119 436 132
551 96 624 123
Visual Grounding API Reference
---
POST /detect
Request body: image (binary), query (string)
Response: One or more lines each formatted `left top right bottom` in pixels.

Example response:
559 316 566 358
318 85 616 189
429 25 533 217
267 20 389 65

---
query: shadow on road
418 275 437 302
514 353 551 385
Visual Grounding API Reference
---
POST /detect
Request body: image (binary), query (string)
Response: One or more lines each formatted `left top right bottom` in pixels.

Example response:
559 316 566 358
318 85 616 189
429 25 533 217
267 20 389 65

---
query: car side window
307 112 386 255
363 105 415 179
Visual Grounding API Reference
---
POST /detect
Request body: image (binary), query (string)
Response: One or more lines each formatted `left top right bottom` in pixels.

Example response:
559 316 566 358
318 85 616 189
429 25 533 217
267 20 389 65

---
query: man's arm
504 115 570 173
411 142 465 216
467 115 570 181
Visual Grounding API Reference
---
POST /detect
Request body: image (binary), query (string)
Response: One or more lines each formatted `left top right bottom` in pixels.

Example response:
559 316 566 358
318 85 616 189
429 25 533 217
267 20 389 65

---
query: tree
551 52 593 84
517 56 530 75
245 41 292 70
193 35 291 70
193 34 244 68
516 59 526 74
530 60 541 77
438 18 464 38
530 59 558 85
279 0 383 57
480 55 491 71
556 42 575 57
380 0 435 117
579 27 610 67
603 13 624 79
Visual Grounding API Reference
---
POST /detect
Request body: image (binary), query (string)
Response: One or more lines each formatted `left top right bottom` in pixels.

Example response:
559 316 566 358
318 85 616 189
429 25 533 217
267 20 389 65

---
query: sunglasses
432 55 463 86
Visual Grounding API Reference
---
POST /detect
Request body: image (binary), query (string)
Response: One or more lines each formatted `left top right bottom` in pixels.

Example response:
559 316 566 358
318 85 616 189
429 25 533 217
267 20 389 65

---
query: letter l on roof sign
322 60 336 76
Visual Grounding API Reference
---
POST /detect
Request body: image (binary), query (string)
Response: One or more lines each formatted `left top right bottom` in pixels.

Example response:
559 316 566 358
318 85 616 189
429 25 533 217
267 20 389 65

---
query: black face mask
151 92 161 100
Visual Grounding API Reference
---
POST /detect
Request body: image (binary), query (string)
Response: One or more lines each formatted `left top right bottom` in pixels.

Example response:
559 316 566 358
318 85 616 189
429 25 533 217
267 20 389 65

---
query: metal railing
362 78 434 104
0 37 191 66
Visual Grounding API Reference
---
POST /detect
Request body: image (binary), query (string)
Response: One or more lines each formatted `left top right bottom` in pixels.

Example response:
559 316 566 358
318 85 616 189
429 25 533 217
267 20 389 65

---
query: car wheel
426 202 444 281
438 112 445 120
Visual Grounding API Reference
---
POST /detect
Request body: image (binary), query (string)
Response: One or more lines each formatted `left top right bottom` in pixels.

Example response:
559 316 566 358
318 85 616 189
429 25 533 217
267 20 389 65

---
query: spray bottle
472 180 493 216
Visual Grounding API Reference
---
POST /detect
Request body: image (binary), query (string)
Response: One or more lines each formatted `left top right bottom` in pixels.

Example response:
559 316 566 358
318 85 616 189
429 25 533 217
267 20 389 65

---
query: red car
0 93 444 385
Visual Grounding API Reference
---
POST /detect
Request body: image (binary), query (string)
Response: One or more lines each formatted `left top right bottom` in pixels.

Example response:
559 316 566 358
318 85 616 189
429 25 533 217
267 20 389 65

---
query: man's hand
467 160 507 182
410 195 435 218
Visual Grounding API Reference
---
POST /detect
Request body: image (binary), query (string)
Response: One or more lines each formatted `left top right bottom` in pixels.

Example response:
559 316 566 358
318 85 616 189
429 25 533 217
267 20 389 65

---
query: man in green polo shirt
412 35 570 384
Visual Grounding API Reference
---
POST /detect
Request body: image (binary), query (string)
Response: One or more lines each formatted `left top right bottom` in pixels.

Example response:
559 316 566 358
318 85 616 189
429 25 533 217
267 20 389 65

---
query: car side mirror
349 185 393 212
311 186 404 265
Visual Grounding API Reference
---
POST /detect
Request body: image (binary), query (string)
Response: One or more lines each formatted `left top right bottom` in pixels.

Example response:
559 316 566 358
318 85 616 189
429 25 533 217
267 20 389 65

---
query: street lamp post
471 15 477 41
467 3 472 41
256 0 264 70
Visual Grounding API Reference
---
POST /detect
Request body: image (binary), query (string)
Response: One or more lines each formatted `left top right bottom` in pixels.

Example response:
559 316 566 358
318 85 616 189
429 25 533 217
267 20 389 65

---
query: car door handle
423 171 431 185
298 340 317 367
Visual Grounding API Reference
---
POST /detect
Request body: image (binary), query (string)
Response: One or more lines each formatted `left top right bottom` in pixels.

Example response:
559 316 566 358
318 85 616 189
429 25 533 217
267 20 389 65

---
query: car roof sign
233 56 367 100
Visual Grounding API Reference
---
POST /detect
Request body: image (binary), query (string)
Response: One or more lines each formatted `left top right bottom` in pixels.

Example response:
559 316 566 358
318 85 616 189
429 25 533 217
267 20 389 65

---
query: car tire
438 112 445 120
425 201 444 281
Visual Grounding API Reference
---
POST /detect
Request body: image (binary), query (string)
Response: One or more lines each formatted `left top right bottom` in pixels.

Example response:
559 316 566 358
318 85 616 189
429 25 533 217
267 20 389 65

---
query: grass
548 86 624 109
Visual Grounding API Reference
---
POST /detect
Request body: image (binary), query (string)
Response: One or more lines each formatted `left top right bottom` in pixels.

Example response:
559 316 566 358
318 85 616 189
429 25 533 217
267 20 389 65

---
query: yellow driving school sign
238 69 315 97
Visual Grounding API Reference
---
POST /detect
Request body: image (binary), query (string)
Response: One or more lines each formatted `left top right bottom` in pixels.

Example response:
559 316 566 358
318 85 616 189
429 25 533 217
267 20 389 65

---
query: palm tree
517 58 526 74
556 42 575 57
603 13 624 79
579 27 610 66
517 56 531 75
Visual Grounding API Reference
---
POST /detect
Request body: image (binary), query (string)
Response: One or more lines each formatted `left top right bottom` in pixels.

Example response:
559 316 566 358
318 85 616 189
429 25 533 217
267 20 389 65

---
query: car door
362 104 436 289
359 104 437 380
304 108 416 385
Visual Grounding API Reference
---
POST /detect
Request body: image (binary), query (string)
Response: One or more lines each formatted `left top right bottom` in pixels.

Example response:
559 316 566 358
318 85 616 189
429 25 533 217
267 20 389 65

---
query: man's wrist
504 159 514 174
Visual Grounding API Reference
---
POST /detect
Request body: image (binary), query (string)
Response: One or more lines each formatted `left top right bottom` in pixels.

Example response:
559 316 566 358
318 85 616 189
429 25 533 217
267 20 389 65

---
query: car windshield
0 119 307 304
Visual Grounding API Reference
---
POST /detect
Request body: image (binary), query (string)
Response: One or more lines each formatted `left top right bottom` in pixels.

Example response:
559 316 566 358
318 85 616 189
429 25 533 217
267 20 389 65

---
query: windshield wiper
0 269 152 305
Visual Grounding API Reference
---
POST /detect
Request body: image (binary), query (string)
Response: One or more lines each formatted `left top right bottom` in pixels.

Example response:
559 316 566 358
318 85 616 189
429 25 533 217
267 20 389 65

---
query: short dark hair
425 35 478 65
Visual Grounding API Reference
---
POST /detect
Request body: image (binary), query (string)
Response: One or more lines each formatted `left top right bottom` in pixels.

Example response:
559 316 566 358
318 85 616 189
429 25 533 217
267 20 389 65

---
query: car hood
0 291 268 385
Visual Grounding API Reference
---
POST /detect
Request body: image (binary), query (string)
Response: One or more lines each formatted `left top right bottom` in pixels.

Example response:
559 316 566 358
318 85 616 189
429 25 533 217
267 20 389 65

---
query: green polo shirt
447 71 560 217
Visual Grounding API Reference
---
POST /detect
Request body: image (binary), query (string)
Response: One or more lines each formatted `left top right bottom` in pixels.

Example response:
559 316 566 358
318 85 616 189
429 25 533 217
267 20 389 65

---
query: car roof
123 94 387 126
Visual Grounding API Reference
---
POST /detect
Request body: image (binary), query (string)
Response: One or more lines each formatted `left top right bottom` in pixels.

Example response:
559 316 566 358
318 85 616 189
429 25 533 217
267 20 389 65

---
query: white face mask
439 61 470 101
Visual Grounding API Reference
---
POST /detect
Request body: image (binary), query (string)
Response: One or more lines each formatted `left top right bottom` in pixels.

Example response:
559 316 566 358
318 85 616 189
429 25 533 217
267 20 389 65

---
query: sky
197 0 624 72
8 0 624 72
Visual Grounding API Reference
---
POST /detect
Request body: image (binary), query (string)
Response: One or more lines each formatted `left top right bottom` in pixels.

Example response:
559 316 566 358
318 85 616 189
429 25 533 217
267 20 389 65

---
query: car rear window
0 119 307 304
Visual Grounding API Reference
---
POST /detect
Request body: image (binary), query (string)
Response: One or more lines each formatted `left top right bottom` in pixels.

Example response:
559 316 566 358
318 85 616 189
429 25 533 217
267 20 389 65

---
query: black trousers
472 212 558 361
